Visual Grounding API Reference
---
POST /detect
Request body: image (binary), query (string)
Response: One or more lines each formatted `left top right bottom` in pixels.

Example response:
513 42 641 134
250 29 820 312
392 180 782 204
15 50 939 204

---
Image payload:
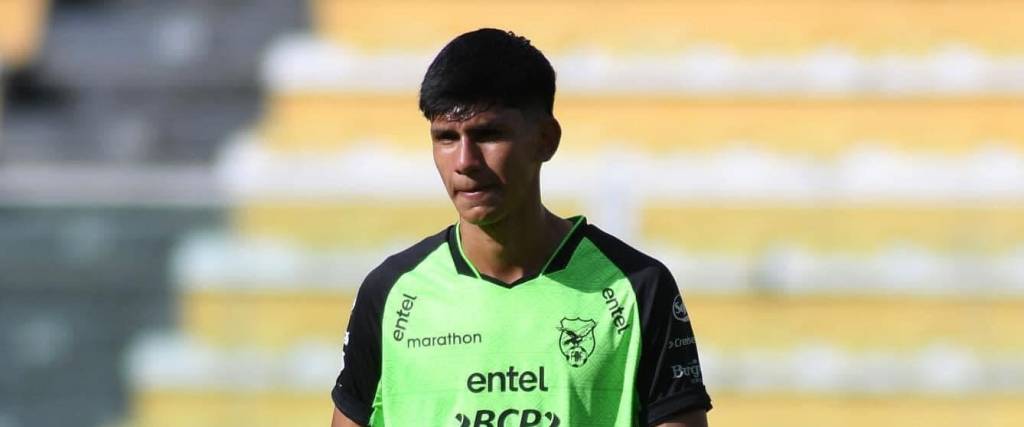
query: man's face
430 106 554 225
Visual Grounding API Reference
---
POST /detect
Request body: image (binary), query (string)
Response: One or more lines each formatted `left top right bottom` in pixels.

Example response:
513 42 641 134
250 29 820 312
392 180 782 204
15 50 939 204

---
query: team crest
557 317 596 367
672 295 689 322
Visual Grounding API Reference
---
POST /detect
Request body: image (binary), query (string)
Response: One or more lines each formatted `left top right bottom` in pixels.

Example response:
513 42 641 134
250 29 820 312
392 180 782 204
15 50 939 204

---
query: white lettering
671 360 702 381
667 336 696 349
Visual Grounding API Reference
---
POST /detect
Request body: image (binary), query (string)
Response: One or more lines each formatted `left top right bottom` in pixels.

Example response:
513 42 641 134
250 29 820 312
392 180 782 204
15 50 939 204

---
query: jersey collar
447 215 588 288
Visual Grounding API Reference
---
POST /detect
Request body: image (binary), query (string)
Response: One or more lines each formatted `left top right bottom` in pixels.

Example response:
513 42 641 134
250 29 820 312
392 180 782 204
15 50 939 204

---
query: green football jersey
333 216 711 426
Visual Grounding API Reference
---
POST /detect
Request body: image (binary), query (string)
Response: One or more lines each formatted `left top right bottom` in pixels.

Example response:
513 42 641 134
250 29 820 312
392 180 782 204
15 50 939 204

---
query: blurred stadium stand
2 1 1024 427
0 0 48 69
0 1 305 426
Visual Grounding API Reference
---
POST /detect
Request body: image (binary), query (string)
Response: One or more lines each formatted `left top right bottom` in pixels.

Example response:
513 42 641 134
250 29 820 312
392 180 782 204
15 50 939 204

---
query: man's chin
457 205 505 227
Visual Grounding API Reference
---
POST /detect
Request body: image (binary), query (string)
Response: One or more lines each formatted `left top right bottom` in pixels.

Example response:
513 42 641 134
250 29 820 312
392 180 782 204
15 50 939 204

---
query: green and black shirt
333 216 712 426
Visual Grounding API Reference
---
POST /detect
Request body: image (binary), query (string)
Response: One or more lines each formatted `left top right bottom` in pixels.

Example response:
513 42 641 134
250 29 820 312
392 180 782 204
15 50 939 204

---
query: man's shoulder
581 223 670 282
358 226 451 296
582 224 683 326
366 226 451 284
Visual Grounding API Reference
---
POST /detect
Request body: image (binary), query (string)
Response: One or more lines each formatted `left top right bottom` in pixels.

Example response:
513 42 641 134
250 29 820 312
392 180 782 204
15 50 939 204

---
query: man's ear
538 116 561 162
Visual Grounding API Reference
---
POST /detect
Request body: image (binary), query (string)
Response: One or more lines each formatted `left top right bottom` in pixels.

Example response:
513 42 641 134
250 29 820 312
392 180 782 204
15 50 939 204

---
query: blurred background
1 1 1023 426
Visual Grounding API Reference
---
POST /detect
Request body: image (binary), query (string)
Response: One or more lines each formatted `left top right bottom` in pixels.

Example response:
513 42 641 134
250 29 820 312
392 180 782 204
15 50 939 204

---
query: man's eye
433 134 457 144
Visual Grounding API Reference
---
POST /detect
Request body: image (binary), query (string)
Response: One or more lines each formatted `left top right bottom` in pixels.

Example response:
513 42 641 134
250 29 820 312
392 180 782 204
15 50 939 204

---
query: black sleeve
330 228 449 425
582 225 712 425
634 264 712 425
332 269 387 425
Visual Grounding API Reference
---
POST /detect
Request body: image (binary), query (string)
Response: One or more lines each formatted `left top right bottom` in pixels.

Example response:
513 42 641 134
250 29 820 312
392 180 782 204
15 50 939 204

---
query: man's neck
459 205 573 284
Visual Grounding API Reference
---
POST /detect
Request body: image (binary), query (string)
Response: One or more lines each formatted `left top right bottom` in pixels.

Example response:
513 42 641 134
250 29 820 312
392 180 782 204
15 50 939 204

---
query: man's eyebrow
430 126 458 138
464 122 506 136
430 121 507 139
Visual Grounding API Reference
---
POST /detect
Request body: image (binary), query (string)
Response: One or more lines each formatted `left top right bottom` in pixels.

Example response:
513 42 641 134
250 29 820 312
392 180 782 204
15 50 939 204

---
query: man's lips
455 184 496 197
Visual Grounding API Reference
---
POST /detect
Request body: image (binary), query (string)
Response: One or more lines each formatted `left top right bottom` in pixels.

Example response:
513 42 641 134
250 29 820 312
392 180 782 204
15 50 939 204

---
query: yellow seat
0 0 49 67
692 294 1024 353
122 388 1024 427
643 203 1024 254
179 289 1024 354
181 289 355 350
260 93 1024 155
708 392 1024 427
232 200 455 248
231 199 581 247
312 0 1024 56
125 389 328 427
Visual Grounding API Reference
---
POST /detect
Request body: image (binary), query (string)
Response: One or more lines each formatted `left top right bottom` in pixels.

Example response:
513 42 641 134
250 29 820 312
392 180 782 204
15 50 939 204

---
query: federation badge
558 317 596 367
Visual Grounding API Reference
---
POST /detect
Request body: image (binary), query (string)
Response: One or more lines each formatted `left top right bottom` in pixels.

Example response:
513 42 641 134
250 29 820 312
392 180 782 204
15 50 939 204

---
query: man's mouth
457 184 496 198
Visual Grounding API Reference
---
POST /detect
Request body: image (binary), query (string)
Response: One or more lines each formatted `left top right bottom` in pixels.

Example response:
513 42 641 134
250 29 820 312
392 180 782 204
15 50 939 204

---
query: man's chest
373 274 642 423
384 272 637 363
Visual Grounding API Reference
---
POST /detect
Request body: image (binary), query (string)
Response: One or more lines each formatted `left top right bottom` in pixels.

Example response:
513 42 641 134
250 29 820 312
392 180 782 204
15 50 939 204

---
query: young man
331 28 711 427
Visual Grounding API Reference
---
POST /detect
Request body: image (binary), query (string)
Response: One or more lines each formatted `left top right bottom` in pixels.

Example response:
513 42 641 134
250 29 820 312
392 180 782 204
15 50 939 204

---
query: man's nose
455 137 483 174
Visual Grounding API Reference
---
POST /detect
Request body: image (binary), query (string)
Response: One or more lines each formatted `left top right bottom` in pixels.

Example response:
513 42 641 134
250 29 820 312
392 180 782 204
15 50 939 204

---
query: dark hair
419 28 556 121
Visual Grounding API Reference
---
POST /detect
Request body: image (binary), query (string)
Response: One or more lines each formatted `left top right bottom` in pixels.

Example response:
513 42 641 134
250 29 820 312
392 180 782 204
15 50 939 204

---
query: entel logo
455 409 560 427
392 293 417 341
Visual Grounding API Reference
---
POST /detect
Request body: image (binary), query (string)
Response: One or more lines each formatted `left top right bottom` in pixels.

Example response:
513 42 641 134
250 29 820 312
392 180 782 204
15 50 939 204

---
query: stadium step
709 393 1024 427
222 200 1024 253
229 200 581 248
311 0 1024 56
181 289 354 350
126 389 329 427
124 388 1024 427
0 0 48 67
176 289 1024 353
643 203 1024 254
258 94 1024 155
231 200 456 248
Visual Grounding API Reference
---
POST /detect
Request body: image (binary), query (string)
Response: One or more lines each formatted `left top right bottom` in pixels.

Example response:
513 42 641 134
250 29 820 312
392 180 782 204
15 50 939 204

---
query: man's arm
582 227 712 424
654 408 708 427
631 262 713 424
331 407 362 427
331 259 397 427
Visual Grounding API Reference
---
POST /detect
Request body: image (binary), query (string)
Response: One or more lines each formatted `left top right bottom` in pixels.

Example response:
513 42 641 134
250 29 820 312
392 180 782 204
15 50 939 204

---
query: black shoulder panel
583 224 712 425
332 227 449 424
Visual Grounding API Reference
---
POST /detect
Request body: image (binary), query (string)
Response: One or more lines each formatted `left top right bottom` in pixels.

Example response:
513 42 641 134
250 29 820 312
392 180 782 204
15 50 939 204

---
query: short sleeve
329 228 449 426
635 265 712 425
332 279 384 425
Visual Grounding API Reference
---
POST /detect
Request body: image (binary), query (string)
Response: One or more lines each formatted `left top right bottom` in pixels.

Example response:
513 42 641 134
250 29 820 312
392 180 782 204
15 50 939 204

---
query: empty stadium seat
259 93 1024 155
123 329 1024 426
642 203 1024 254
311 0 1024 56
265 34 1024 98
120 1 1024 426
0 0 48 68
172 288 1024 354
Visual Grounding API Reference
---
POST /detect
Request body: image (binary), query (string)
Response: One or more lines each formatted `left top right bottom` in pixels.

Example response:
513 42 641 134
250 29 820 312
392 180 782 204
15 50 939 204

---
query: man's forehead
429 106 523 130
